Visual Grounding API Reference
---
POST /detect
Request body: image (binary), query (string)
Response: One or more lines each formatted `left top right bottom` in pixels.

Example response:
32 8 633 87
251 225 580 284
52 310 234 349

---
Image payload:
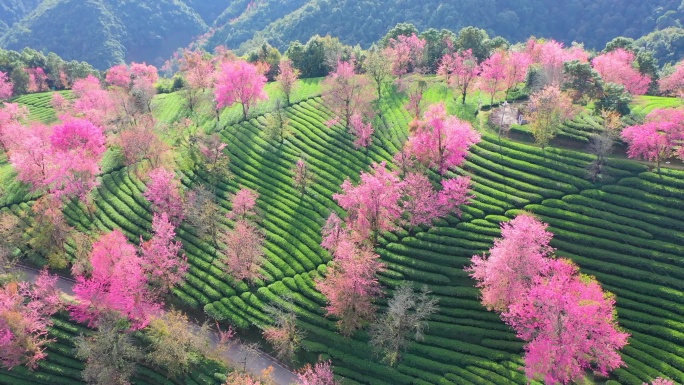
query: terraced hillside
0 307 226 385
5 82 684 385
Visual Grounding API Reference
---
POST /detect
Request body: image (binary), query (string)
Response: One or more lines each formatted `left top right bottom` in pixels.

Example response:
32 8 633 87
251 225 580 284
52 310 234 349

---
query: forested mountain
205 0 684 55
1 0 683 69
0 0 41 34
0 0 207 69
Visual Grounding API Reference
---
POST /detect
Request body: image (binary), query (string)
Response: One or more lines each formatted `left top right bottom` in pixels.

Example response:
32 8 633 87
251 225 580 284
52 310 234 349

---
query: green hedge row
525 203 653 240
619 177 684 201
549 229 684 278
468 152 575 196
471 145 593 191
463 160 561 201
582 186 684 230
457 166 543 204
570 191 684 232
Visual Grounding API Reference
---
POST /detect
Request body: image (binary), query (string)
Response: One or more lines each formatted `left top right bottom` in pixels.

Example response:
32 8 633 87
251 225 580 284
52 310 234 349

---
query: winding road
15 265 298 385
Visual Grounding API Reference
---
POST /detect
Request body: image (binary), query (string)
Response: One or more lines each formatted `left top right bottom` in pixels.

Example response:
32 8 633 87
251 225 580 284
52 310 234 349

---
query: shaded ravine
15 264 298 385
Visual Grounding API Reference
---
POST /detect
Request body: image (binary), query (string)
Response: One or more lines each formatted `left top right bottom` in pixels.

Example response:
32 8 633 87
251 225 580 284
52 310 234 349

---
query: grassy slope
4 82 684 385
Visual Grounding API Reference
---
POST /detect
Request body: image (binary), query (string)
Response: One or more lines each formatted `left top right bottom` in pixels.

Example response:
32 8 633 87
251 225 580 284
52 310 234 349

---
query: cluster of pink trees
621 108 684 173
70 229 161 329
659 60 684 98
467 214 629 384
26 68 49 93
479 50 533 103
0 271 63 370
296 360 339 385
526 39 588 87
2 117 106 202
592 48 651 95
70 212 187 330
318 103 479 336
384 34 427 77
174 47 276 122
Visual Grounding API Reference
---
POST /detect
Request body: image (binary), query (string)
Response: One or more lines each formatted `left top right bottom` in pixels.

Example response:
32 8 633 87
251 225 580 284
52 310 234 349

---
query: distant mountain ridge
1 0 683 69
0 0 207 69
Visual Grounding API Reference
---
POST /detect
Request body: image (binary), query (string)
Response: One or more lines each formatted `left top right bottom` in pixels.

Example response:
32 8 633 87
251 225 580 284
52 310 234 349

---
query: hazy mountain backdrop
1 0 683 69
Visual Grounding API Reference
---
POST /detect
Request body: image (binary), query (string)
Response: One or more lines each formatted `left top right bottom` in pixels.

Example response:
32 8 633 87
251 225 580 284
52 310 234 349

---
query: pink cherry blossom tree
592 49 651 95
349 114 374 149
621 108 684 173
502 51 532 99
106 64 133 89
70 229 161 330
47 118 107 200
178 49 216 112
400 172 440 228
322 60 375 131
0 271 63 370
220 220 265 283
400 173 474 230
5 122 53 192
437 52 458 84
0 103 28 150
316 235 384 336
467 214 554 312
50 93 70 115
385 34 426 77
436 176 474 217
296 360 339 385
333 161 402 244
406 103 481 174
143 167 185 225
71 75 120 130
275 58 300 106
0 71 14 100
140 213 187 295
479 50 508 104
527 39 588 87
106 63 158 91
214 60 268 120
502 258 629 384
130 62 159 85
437 49 479 104
227 186 259 221
659 61 684 97
118 115 169 170
645 378 675 385
179 49 215 90
26 68 49 93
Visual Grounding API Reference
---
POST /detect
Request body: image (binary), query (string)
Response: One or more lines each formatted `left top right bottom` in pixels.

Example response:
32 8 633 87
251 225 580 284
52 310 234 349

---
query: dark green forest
2 0 684 69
